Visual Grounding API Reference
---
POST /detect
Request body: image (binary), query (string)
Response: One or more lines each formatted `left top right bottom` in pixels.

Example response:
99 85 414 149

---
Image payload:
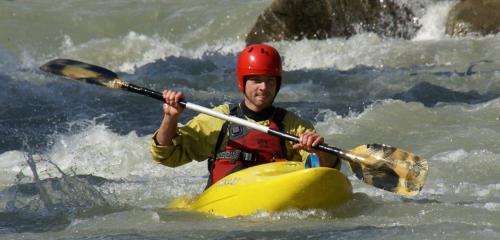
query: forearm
155 89 185 146
155 115 179 146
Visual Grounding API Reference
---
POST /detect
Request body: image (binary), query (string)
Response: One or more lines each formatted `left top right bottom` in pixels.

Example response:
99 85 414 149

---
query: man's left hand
293 131 340 168
292 131 324 153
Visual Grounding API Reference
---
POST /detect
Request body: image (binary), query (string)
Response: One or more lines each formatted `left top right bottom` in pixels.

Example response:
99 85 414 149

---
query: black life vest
206 104 287 187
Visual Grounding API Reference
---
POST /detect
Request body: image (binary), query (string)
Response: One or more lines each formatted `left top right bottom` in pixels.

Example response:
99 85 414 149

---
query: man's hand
162 89 185 118
293 131 340 169
292 131 323 152
155 89 185 146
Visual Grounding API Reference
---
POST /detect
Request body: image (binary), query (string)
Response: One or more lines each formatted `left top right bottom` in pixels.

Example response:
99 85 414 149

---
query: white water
1 0 500 239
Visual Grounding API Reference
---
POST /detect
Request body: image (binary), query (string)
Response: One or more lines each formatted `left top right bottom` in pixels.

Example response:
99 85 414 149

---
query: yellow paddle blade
346 144 428 197
40 59 127 89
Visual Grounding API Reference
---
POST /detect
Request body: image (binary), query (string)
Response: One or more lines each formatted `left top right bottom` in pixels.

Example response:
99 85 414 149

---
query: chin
260 101 273 108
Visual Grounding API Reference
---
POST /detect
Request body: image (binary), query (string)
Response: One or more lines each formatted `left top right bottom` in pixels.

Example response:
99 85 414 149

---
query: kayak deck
168 161 353 217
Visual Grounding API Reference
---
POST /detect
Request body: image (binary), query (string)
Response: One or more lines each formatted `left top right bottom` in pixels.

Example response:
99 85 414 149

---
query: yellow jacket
150 104 315 167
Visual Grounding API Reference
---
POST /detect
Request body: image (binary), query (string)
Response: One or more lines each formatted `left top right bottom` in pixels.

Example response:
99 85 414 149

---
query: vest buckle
240 151 256 163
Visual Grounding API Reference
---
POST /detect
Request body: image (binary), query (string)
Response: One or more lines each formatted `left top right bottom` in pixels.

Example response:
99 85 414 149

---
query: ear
242 76 248 93
275 77 281 94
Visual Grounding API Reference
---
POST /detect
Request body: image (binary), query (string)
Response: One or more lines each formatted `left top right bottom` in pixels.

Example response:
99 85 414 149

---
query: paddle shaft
124 83 357 160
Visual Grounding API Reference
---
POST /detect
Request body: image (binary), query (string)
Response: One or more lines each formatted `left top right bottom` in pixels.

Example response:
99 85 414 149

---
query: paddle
40 59 428 197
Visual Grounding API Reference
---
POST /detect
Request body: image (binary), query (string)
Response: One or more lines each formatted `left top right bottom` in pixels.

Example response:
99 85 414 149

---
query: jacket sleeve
150 104 229 167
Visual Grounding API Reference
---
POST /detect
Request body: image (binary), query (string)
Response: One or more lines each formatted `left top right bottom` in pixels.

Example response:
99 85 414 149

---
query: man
151 44 339 187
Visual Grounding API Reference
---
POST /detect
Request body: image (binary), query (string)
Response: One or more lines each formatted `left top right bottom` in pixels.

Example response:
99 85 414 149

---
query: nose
260 81 270 90
259 80 275 91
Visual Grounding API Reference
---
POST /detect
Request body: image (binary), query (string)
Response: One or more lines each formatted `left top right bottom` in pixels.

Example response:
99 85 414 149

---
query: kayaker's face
243 75 278 112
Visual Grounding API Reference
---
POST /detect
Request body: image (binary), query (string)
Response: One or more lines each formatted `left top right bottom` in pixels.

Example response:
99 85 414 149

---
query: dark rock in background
246 0 421 45
445 0 500 36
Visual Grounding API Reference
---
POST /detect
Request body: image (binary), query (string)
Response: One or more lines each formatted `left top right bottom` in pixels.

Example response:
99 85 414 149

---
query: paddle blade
40 59 127 89
346 144 428 197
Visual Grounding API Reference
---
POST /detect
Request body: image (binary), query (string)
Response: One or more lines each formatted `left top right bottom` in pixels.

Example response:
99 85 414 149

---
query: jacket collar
240 101 275 122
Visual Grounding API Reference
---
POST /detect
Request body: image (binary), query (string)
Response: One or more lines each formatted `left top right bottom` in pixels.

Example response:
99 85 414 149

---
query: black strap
213 104 238 157
206 103 237 183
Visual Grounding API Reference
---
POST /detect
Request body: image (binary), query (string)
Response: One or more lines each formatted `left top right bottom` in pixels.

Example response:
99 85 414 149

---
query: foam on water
1 0 500 238
0 47 17 74
280 34 500 73
56 32 243 74
0 151 26 189
313 99 500 204
58 32 183 74
2 0 499 78
0 119 209 208
413 1 455 41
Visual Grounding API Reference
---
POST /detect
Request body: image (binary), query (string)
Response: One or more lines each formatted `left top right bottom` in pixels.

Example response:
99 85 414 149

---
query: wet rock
1 174 112 216
245 0 420 45
0 173 121 233
3 174 111 197
445 0 500 36
392 81 498 107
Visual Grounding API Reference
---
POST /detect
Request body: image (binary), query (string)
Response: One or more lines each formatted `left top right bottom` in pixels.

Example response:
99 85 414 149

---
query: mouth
255 94 270 100
256 91 271 98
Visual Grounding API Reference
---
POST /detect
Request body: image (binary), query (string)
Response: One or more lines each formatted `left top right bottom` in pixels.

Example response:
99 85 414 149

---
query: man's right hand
155 89 185 146
162 89 185 118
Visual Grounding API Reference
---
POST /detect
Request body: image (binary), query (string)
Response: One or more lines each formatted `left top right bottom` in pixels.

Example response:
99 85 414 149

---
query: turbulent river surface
1 0 499 239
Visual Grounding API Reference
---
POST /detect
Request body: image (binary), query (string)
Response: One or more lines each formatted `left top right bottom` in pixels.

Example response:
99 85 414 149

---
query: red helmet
236 44 282 93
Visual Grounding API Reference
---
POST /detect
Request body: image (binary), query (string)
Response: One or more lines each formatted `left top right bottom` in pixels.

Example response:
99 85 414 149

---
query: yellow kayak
168 161 353 217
